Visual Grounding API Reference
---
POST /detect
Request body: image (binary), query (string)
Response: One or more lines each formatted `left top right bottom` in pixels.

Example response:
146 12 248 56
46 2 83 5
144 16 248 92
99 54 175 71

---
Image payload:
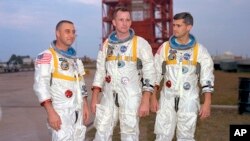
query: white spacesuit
154 34 214 141
33 41 88 141
92 29 155 141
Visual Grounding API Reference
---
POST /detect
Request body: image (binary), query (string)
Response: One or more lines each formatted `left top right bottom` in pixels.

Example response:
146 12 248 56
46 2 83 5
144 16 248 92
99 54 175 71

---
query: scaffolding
102 0 173 54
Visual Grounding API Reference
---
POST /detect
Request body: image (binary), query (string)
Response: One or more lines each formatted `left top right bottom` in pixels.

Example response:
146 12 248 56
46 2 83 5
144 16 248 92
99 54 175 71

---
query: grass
85 70 250 141
212 71 250 105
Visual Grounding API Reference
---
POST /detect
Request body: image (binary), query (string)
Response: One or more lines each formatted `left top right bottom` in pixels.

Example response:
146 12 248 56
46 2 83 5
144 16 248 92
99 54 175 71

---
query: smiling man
33 20 89 141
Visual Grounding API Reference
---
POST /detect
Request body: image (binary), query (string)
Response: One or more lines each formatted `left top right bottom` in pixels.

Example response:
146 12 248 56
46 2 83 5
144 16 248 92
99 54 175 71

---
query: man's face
56 23 76 47
112 11 132 35
173 19 192 38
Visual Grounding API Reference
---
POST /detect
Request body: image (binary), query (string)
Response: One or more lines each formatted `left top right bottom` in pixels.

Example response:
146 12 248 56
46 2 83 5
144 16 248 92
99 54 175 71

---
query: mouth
67 38 74 42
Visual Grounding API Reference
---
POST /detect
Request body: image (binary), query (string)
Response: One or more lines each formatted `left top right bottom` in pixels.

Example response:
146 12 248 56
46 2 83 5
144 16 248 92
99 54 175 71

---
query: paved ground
1 70 246 141
0 70 95 141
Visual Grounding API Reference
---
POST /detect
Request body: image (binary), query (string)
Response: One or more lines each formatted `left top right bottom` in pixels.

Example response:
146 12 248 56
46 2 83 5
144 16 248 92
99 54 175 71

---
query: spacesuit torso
155 34 214 104
93 29 155 108
33 41 87 141
34 46 87 109
154 34 214 141
92 29 155 141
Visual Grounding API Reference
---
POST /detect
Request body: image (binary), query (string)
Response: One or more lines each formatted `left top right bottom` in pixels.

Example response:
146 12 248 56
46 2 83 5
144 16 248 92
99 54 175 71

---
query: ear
187 25 193 31
112 19 116 27
56 30 60 38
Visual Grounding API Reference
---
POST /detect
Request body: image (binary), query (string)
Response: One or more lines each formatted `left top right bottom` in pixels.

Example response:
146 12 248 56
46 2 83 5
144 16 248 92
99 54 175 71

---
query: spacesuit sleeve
33 50 53 104
77 59 88 97
198 44 215 94
138 37 156 93
92 42 107 89
154 43 165 86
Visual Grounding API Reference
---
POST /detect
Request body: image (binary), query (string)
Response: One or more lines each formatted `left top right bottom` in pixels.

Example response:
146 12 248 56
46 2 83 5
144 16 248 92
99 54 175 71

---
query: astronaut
33 20 89 141
90 7 155 141
151 12 214 141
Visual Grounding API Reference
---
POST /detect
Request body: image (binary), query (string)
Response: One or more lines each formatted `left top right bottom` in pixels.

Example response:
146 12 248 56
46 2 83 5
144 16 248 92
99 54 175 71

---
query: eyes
116 18 131 22
173 24 182 28
64 29 76 35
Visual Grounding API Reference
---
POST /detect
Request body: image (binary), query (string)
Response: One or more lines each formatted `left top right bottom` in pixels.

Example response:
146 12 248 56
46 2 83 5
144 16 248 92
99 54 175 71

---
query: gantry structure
102 0 173 54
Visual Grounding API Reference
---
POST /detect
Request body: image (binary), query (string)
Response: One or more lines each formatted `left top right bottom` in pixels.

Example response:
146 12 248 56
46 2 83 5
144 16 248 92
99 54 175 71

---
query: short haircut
174 12 193 26
56 20 74 30
112 6 130 19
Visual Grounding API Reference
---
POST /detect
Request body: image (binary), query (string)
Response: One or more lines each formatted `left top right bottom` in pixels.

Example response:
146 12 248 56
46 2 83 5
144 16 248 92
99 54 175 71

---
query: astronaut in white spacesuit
90 7 155 141
33 20 89 141
151 12 214 141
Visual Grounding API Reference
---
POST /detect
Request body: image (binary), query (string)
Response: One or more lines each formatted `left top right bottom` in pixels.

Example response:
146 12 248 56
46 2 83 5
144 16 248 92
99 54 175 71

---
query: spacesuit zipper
74 111 79 124
113 92 119 107
175 96 180 112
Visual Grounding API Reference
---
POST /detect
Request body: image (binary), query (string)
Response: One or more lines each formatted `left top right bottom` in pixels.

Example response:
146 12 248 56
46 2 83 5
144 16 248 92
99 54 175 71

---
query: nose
173 26 178 33
70 32 76 39
122 20 127 26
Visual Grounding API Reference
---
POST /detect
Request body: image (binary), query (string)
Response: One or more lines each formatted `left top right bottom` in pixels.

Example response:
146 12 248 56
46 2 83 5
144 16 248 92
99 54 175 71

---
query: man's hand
44 102 62 131
150 91 159 113
138 91 151 117
83 98 90 125
48 110 61 131
199 92 211 120
91 89 100 114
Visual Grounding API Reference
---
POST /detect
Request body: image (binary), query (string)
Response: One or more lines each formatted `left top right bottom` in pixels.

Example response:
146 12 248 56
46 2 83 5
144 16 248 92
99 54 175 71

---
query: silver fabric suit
33 42 88 141
92 29 155 141
154 35 214 141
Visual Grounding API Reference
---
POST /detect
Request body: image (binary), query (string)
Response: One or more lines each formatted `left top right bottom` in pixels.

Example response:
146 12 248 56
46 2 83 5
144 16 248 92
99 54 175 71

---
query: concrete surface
0 70 95 141
0 70 240 141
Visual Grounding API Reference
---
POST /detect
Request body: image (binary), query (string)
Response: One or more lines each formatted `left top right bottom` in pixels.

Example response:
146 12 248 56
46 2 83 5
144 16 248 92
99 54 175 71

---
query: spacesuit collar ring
50 40 77 59
108 28 135 44
169 34 196 50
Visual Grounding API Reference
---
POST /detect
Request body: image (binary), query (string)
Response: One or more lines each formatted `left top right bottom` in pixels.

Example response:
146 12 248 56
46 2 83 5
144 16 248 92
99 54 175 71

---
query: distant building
0 62 7 73
237 59 250 72
212 51 245 72
22 57 33 65
220 59 237 72
213 51 237 60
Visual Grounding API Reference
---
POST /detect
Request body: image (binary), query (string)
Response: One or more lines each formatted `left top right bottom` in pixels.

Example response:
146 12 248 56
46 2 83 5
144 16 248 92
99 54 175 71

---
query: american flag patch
35 53 52 64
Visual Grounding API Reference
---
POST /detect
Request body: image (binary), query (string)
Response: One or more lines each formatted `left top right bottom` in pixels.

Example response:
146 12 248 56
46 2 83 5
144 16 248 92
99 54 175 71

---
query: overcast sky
0 0 249 62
